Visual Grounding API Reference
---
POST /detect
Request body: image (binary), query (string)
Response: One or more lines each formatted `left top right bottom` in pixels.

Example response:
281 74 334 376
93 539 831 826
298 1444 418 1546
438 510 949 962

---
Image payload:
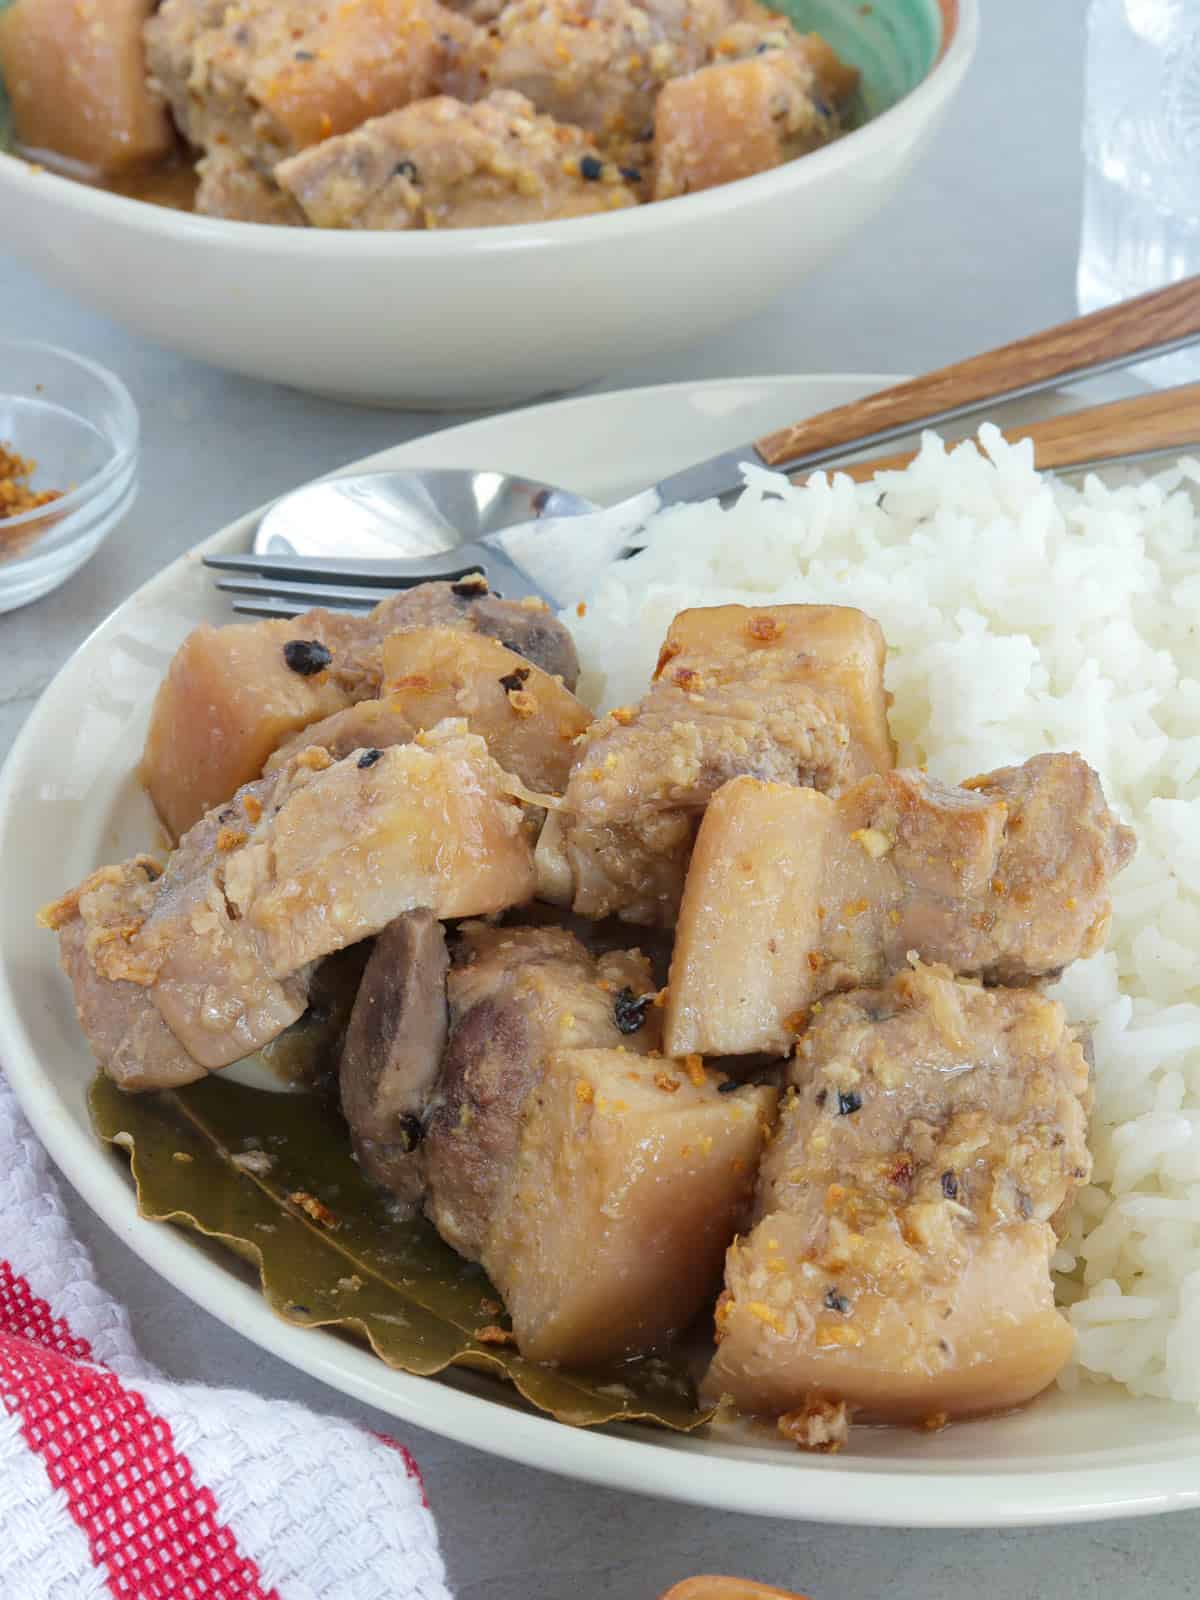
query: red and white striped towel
0 1072 452 1600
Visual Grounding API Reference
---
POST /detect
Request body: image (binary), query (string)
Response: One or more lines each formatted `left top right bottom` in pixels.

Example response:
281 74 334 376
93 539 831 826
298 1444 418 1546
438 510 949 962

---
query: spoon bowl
254 469 596 561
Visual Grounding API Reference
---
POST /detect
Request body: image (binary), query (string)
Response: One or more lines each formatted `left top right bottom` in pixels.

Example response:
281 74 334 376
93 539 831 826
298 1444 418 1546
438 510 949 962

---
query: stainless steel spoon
207 276 1200 615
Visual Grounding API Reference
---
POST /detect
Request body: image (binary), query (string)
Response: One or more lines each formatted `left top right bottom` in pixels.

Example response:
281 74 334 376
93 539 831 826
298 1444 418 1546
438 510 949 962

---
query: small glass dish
0 341 139 614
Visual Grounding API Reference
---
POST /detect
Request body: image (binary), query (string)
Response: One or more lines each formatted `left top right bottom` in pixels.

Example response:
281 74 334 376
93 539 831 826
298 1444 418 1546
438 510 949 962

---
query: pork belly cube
139 617 354 842
665 777 871 1058
715 2 861 100
423 923 662 1254
195 148 306 224
381 628 592 792
144 0 303 158
218 722 537 978
956 752 1138 982
144 0 473 163
126 763 319 1069
658 605 894 783
266 628 591 791
653 52 830 200
0 0 171 171
252 0 477 152
665 754 1135 1057
338 909 449 1208
704 965 1090 1422
140 581 580 840
275 92 638 231
652 4 857 201
69 722 534 1073
540 602 889 927
40 859 206 1091
453 0 711 147
485 1049 776 1364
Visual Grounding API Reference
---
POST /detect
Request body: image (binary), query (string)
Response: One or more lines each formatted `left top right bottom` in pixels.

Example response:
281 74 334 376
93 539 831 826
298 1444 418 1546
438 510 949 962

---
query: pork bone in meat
339 909 449 1210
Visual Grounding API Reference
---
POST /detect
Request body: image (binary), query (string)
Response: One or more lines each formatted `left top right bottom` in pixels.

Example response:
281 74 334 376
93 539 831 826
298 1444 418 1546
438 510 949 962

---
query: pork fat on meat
421 924 776 1363
705 963 1092 1423
140 580 578 840
666 753 1136 1057
44 723 536 1088
268 627 591 793
537 603 894 926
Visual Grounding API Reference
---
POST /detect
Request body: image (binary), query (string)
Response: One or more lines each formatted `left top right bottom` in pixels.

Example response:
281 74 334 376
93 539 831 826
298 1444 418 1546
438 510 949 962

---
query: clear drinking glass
1078 0 1200 385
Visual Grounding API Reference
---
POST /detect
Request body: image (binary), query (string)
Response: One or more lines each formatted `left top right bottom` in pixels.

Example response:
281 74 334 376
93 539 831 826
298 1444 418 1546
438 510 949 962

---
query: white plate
3 374 1198 1529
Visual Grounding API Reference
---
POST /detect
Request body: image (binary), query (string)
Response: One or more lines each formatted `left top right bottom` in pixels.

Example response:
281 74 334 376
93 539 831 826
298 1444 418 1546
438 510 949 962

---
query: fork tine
213 574 409 606
203 545 492 586
231 595 375 620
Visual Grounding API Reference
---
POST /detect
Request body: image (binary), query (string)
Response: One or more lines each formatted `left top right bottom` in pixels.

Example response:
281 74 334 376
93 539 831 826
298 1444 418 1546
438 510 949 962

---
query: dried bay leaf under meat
89 1071 710 1431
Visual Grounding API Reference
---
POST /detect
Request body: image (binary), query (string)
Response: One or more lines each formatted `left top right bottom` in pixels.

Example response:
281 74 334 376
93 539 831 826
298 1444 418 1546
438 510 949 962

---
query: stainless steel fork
204 276 1200 617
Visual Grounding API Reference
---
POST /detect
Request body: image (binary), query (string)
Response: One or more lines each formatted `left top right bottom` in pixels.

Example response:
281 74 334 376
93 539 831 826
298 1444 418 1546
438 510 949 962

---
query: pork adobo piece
0 0 860 223
707 962 1093 1429
536 603 894 925
43 587 1136 1444
665 753 1137 1056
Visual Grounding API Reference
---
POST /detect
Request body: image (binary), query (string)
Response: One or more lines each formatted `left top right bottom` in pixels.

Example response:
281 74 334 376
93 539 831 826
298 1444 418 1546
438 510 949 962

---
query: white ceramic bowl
0 0 976 408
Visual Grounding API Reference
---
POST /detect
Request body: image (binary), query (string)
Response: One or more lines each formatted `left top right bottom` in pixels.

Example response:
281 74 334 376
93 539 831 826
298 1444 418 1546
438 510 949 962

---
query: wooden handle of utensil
659 1580 809 1600
754 276 1200 469
797 381 1200 482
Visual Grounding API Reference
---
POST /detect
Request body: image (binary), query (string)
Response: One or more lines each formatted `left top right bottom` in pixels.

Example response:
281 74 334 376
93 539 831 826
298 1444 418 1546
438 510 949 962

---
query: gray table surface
2 1 1189 1595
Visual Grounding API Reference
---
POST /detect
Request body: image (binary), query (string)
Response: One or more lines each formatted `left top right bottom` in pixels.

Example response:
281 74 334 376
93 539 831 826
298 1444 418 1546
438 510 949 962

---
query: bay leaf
91 1071 711 1431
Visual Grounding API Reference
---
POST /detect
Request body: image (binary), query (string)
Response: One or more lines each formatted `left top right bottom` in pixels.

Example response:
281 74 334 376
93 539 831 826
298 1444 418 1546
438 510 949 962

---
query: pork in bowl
0 0 974 405
0 0 865 226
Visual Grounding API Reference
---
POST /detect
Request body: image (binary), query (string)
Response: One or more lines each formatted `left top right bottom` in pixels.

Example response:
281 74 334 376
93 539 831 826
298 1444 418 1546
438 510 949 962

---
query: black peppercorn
837 1090 862 1116
282 638 332 676
357 748 383 769
392 159 420 183
940 1171 958 1199
824 1288 851 1314
579 154 604 181
498 667 531 693
613 986 651 1034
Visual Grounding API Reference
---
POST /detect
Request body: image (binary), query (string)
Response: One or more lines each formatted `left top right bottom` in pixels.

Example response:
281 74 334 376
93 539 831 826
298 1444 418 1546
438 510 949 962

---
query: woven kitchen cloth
0 1070 452 1600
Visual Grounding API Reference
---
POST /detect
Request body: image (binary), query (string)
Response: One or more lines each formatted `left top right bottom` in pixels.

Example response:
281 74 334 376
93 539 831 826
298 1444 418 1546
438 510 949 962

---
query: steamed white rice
569 423 1200 1408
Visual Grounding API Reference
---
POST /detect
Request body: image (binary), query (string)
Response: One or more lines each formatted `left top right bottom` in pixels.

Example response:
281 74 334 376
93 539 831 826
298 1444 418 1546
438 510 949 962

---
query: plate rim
3 371 1199 1530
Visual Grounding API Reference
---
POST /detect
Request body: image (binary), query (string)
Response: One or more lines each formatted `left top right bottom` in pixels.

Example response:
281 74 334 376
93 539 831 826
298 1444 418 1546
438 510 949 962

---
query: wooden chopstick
792 381 1200 484
754 276 1200 470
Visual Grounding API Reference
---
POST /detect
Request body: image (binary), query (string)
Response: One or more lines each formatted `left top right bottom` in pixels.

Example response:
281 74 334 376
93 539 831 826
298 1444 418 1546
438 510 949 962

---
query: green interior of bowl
0 0 946 160
770 0 947 126
0 0 13 154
